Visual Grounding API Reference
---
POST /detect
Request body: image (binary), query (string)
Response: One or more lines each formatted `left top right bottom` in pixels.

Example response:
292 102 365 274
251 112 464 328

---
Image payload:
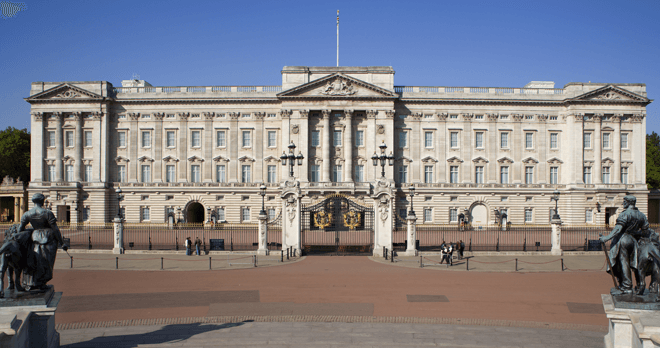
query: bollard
115 256 118 270
383 246 386 259
466 258 469 271
390 250 394 263
515 258 518 272
561 258 564 271
253 255 257 267
70 256 73 269
420 255 423 268
209 257 212 270
287 248 290 260
281 250 284 262
161 257 164 270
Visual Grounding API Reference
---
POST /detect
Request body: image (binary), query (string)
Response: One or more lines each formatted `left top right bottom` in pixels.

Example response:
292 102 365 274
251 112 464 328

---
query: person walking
458 240 465 260
185 237 192 256
195 237 202 255
447 242 454 266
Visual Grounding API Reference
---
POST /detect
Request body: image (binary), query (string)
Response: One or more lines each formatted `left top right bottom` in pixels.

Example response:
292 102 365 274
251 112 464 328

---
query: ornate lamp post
408 186 416 217
115 187 123 219
176 206 182 223
259 184 267 216
551 189 560 220
371 141 394 178
280 142 304 178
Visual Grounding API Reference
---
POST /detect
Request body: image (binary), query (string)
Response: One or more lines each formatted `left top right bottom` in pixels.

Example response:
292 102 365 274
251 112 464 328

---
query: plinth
0 286 62 348
603 292 660 348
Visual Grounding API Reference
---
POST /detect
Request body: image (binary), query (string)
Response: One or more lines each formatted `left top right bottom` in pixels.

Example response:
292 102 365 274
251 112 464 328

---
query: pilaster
177 112 189 182
73 112 83 182
322 110 331 182
31 112 44 182
53 112 63 182
203 112 214 182
344 109 353 182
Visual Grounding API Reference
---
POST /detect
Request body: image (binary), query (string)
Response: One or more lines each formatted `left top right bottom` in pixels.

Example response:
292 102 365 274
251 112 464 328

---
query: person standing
458 240 465 260
185 237 192 256
195 237 201 256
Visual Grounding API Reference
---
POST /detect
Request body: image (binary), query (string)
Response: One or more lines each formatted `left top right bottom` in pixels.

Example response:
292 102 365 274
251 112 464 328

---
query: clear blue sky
1 0 659 133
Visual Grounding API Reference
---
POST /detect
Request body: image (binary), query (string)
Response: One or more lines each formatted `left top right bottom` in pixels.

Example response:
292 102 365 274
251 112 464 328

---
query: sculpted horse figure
0 224 33 297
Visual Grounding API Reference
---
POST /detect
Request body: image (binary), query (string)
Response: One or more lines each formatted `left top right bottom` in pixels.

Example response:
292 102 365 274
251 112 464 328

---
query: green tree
647 132 660 189
0 127 30 184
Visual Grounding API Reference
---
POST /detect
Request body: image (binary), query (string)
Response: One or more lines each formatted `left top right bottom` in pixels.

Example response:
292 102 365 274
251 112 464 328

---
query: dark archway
187 202 204 223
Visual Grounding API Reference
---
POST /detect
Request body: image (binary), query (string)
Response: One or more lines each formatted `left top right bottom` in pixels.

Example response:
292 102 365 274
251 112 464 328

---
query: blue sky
1 0 659 133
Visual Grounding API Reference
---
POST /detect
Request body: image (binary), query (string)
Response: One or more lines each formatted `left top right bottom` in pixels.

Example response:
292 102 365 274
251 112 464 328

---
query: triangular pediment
26 83 104 103
569 85 650 104
277 73 398 99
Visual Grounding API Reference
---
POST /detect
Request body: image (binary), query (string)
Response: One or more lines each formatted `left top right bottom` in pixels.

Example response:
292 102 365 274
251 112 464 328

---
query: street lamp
259 184 267 215
408 186 416 217
115 186 123 219
371 141 394 178
280 142 304 178
176 206 182 223
551 189 560 220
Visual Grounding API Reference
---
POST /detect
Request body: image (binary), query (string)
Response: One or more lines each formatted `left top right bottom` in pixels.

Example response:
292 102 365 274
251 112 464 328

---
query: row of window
118 113 278 120
139 206 277 223
584 132 629 149
46 130 94 148
46 165 94 182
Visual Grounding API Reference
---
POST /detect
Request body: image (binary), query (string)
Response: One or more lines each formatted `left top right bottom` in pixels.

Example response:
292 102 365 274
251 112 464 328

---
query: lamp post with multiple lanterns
280 142 304 178
371 141 394 178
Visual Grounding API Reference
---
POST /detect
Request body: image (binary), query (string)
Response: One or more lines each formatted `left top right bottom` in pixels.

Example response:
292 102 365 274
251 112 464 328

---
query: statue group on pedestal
600 195 660 301
0 193 67 297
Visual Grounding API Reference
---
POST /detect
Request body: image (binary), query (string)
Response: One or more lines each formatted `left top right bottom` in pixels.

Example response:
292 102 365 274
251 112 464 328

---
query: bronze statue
0 224 32 297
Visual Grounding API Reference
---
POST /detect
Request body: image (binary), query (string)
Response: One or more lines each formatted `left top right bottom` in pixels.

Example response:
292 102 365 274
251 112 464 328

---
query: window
268 208 276 221
500 166 509 184
166 165 175 183
475 166 484 184
267 165 276 183
424 208 432 222
399 132 408 148
424 131 433 148
583 166 592 184
191 130 201 147
166 114 175 119
450 209 458 222
118 131 126 147
190 165 201 182
142 114 151 119
621 167 629 184
47 165 55 182
242 207 250 222
355 130 364 146
82 207 90 222
525 166 534 184
450 114 458 119
267 113 276 118
311 131 320 147
310 165 320 182
167 131 176 148
354 165 364 182
216 165 226 183
141 165 151 183
84 131 92 147
424 165 433 183
475 132 484 148
217 208 225 222
142 207 150 221
450 132 458 148
117 165 126 182
525 209 533 223
525 133 533 149
583 133 591 148
333 131 342 146
84 165 92 182
450 166 458 183
241 113 250 118
602 167 611 184
267 131 276 147
141 131 151 148
65 131 74 147
500 133 508 148
550 167 558 184
399 165 408 183
333 165 343 182
585 209 593 223
65 165 73 182
603 133 611 149
47 131 55 147
216 130 226 147
241 165 251 183
501 197 508 202
550 133 558 149
621 133 629 149
242 131 251 147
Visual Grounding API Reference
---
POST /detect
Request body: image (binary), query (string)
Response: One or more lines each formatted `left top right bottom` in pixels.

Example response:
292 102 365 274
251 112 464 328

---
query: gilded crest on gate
314 210 332 229
343 210 361 230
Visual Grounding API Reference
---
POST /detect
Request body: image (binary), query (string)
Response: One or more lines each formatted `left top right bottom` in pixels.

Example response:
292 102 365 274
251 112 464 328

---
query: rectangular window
450 209 458 222
241 165 251 183
47 165 55 182
267 131 276 147
602 167 611 184
450 166 458 183
621 133 629 149
141 165 151 183
475 166 484 184
621 167 628 184
268 208 276 221
141 131 151 148
525 133 533 149
583 166 592 184
550 167 558 184
355 130 364 146
267 165 277 183
583 133 591 148
166 165 176 183
65 131 74 147
242 131 251 147
190 165 201 182
603 133 611 149
47 131 55 147
310 165 320 182
585 209 593 223
354 165 364 182
311 131 320 147
525 166 534 184
424 165 433 183
167 131 176 148
450 132 458 148
191 130 201 147
84 165 92 182
65 165 73 182
500 166 509 184
500 133 508 148
333 131 342 146
424 208 432 223
84 131 92 147
142 207 150 221
333 165 343 182
117 165 126 183
399 132 408 148
550 133 558 149
242 207 250 222
217 208 225 221
216 165 226 183
82 207 90 222
475 132 484 148
118 131 126 147
525 209 533 223
216 130 226 147
399 165 408 183
424 131 433 148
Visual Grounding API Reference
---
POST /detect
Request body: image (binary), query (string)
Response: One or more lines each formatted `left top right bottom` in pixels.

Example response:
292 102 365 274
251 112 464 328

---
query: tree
0 127 30 184
647 132 660 189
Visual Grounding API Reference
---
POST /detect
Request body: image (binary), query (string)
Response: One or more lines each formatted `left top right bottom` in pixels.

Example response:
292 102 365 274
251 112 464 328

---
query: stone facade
25 66 650 225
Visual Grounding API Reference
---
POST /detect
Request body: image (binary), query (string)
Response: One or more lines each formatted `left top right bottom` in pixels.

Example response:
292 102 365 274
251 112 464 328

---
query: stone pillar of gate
113 216 124 254
257 211 269 255
281 180 302 255
405 214 417 256
551 217 563 256
372 179 394 256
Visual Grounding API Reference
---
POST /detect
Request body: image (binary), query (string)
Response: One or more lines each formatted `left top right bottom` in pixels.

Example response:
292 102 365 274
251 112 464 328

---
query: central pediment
277 73 398 99
25 83 105 103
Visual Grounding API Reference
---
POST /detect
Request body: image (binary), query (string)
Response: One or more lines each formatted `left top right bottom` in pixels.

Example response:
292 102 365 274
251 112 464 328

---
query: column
254 112 265 182
366 110 377 181
538 115 548 183
633 115 645 184
405 214 417 256
279 109 291 180
613 115 622 184
14 197 20 222
178 113 189 182
594 115 602 184
154 113 165 182
257 211 268 255
551 217 562 255
487 114 498 183
322 110 331 182
203 113 214 182
565 114 576 184
54 112 63 182
462 114 473 183
92 112 103 182
438 113 447 183
298 110 309 182
31 112 44 182
73 112 83 182
128 113 139 182
512 115 522 183
344 110 353 182
228 112 239 183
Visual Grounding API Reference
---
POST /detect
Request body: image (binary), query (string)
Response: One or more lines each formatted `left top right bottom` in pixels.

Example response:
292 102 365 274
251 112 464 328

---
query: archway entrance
186 202 205 223
471 204 488 225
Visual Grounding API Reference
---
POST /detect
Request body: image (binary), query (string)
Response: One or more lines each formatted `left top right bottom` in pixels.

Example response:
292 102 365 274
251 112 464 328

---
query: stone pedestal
0 286 62 348
257 212 268 255
603 293 660 348
405 214 417 256
113 217 124 254
551 218 563 256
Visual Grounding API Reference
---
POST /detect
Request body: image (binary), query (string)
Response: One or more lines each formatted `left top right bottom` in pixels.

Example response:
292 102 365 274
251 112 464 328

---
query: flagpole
336 10 339 67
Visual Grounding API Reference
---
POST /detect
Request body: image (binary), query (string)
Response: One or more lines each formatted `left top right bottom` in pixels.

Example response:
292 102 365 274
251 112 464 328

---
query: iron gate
301 194 374 255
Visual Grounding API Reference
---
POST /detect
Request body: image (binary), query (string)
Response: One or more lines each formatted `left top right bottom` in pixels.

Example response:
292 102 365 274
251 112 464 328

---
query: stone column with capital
257 211 268 255
551 217 563 255
54 112 64 182
344 110 353 182
13 197 20 222
177 113 189 182
405 214 417 256
322 110 331 182
31 112 44 182
113 215 124 254
613 114 622 184
73 112 83 182
594 114 603 184
128 113 139 182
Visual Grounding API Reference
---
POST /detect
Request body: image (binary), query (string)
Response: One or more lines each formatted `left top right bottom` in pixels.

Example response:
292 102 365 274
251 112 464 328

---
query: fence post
390 249 394 263
209 257 212 270
115 256 118 270
70 256 73 269
253 255 257 267
469 235 472 252
419 255 423 268
287 248 290 260
161 257 163 270
281 250 284 262
515 258 518 272
561 258 564 271
466 258 469 271
176 233 179 251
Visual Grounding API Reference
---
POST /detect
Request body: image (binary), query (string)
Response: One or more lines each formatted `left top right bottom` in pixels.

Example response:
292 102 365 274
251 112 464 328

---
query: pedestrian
195 237 201 255
185 237 192 256
440 243 449 265
447 242 454 266
458 239 465 260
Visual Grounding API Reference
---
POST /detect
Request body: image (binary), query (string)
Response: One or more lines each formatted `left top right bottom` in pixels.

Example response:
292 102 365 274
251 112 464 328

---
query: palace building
25 66 651 226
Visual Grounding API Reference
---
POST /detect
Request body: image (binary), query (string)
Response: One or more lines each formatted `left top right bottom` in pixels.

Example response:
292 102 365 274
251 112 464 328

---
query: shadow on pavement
62 321 248 348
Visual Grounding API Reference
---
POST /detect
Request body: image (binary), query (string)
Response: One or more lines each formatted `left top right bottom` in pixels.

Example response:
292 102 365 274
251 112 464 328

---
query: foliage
647 132 660 189
0 127 30 184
